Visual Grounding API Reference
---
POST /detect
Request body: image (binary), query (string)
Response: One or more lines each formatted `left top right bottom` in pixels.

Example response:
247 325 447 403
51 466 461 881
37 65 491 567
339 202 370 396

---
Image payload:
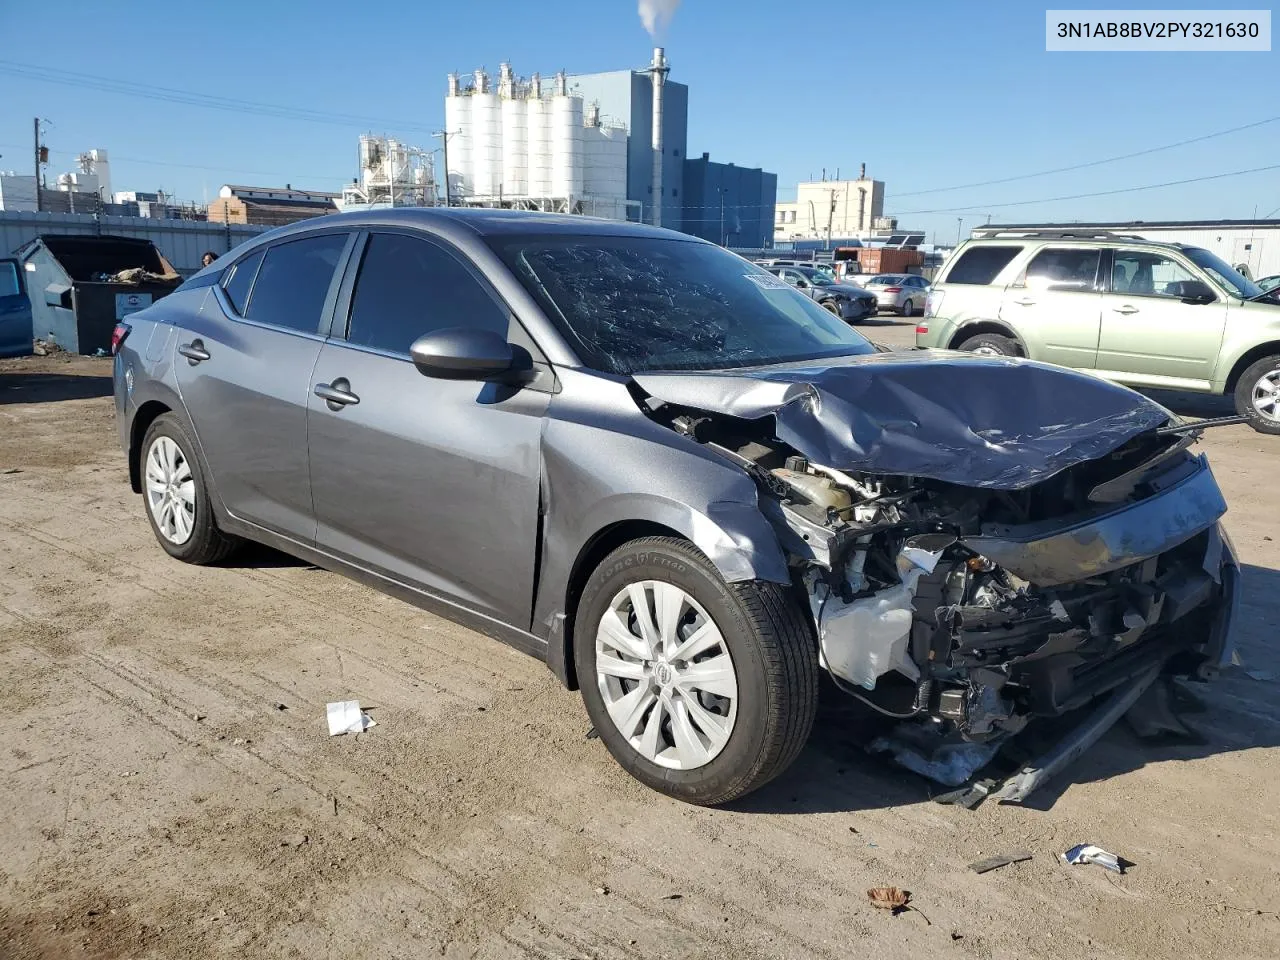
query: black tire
139 413 241 564
957 332 1021 357
900 298 914 317
1233 354 1280 435
573 537 818 806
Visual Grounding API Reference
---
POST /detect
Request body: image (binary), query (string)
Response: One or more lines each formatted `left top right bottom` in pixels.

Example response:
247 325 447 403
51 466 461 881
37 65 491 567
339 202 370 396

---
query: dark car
767 265 878 323
112 209 1239 806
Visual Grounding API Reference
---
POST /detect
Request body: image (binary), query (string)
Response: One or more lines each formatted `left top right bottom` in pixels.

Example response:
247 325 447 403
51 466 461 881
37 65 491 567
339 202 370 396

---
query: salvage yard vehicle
914 229 1280 433
113 209 1240 806
766 265 878 323
858 273 931 316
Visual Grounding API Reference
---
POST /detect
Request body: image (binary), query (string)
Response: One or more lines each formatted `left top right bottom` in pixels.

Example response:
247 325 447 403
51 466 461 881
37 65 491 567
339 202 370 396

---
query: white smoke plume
638 0 681 38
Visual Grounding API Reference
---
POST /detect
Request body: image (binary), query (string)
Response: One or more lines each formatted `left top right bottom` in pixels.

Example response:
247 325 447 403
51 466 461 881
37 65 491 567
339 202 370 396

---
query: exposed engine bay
632 356 1240 791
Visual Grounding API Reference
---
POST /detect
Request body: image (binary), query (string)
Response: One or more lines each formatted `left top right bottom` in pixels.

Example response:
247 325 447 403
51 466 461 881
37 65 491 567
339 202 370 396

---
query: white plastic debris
871 734 1001 786
1063 843 1124 873
327 700 376 736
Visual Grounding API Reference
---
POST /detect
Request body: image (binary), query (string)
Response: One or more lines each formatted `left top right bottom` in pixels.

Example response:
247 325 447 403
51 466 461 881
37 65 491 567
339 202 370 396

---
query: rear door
307 230 549 627
1095 247 1228 386
174 231 354 539
0 258 32 358
998 246 1103 369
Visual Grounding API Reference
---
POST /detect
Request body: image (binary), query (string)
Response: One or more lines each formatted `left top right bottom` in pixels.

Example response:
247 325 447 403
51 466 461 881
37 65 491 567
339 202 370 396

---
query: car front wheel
1234 354 1280 434
573 537 818 806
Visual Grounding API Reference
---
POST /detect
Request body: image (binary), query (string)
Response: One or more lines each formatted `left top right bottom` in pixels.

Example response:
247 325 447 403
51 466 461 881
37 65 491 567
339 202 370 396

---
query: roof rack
969 228 1148 241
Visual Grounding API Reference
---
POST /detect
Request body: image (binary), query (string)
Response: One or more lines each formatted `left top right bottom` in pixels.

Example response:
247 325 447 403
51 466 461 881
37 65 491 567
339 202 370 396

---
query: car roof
964 232 1187 253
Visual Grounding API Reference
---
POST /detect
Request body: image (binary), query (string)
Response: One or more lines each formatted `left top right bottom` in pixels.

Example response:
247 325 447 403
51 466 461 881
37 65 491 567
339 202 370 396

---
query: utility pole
432 129 460 207
955 217 965 246
33 117 43 212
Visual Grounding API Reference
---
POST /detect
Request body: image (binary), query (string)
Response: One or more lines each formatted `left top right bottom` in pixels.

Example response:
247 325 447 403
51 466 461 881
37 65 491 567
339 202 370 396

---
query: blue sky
1 0 1277 241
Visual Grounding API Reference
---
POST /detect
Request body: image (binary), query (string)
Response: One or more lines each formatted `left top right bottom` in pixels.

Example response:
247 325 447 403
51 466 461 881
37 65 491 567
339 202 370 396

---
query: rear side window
345 233 509 355
245 234 347 334
945 245 1023 285
221 249 264 316
1023 247 1101 292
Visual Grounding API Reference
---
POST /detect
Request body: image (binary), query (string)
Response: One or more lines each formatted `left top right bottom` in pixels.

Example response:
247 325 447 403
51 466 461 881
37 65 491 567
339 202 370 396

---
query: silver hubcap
1252 370 1280 422
144 436 196 545
971 344 1002 356
595 580 738 770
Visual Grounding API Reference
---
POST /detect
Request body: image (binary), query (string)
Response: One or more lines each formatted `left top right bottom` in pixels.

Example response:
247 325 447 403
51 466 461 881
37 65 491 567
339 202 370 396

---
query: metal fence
0 210 269 276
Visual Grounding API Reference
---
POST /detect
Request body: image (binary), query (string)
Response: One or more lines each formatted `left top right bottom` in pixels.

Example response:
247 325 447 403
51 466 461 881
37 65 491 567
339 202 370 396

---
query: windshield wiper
1154 414 1250 436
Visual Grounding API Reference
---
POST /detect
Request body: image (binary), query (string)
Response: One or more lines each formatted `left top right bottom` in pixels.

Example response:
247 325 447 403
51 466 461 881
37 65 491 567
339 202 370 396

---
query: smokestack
649 46 668 226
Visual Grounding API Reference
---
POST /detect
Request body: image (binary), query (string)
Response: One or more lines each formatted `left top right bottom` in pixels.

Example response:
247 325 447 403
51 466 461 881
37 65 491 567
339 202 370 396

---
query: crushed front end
634 355 1241 789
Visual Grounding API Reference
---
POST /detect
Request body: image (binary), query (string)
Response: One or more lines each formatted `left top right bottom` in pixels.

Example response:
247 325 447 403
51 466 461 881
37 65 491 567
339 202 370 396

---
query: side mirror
1179 280 1216 304
409 327 515 380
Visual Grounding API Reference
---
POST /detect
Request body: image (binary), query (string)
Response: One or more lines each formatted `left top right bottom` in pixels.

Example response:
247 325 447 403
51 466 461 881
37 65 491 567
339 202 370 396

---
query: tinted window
945 246 1022 285
1024 248 1100 292
346 233 509 354
221 249 263 316
245 234 347 334
0 261 20 298
488 235 875 375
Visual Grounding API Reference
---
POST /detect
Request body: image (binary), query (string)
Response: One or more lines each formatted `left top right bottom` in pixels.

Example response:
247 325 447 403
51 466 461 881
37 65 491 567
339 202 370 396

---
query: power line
0 60 436 133
885 163 1280 218
892 114 1280 198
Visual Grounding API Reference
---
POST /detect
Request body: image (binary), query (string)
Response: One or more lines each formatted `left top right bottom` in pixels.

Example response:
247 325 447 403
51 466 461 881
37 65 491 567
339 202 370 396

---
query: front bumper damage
635 354 1242 800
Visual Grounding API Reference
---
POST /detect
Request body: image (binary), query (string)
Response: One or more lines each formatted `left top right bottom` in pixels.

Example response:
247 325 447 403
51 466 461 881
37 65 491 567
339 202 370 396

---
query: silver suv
914 229 1280 433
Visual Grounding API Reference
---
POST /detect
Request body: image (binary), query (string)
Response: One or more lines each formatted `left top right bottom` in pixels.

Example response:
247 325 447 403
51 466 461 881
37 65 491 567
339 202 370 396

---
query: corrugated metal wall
0 211 269 276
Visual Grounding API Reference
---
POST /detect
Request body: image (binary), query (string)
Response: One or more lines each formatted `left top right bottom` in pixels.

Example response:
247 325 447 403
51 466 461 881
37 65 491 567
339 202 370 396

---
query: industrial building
339 136 436 211
774 168 887 245
206 184 339 226
681 152 776 248
0 149 112 213
443 49 776 240
975 220 1280 280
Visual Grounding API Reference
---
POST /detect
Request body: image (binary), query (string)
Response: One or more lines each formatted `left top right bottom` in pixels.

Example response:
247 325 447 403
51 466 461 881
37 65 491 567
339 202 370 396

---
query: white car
858 274 931 316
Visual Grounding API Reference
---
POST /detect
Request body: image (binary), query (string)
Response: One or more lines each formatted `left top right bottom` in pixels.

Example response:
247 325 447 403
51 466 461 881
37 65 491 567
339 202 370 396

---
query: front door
307 231 548 628
174 232 352 539
998 246 1103 369
1095 247 1228 387
0 258 32 358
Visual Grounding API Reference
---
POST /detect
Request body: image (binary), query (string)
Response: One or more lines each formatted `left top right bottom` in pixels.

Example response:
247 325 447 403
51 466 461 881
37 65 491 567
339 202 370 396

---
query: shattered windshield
489 235 876 374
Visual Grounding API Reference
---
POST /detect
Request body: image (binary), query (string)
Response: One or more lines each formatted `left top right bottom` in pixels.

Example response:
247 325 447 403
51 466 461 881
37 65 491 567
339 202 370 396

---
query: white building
0 173 38 211
0 149 111 212
775 168 885 244
444 63 636 221
978 220 1280 280
339 135 436 211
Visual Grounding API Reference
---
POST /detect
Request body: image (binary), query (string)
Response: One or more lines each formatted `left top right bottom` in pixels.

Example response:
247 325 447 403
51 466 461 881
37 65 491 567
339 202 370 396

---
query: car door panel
0 258 33 358
174 232 353 540
1095 248 1227 385
306 229 547 629
308 346 547 624
998 247 1102 369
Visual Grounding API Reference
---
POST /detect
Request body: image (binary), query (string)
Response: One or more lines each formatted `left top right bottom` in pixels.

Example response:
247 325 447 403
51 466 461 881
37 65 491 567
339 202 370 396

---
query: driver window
1112 251 1200 299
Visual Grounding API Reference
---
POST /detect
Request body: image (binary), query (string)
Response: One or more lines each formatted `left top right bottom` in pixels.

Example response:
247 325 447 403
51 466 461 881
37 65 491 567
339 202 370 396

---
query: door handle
314 379 360 410
1012 298 1037 306
178 340 211 364
1111 305 1139 315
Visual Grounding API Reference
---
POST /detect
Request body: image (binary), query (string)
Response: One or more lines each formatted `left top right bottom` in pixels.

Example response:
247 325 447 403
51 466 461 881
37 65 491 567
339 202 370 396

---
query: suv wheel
1234 354 1280 435
573 537 818 806
140 414 241 564
957 332 1020 357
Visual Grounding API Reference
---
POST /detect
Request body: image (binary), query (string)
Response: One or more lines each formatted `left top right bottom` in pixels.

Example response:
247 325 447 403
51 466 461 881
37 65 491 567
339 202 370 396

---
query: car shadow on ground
1141 388 1236 419
0 371 114 404
734 561 1280 816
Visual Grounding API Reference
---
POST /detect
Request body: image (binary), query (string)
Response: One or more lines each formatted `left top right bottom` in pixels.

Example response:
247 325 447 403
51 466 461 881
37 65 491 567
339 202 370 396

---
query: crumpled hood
633 351 1173 489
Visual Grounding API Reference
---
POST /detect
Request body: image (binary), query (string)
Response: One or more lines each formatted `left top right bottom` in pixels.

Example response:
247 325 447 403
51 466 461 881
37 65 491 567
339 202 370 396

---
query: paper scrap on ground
327 700 376 736
1063 843 1123 873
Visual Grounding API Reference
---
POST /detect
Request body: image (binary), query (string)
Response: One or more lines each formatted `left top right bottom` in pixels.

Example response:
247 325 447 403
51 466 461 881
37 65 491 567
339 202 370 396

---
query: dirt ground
2 339 1278 960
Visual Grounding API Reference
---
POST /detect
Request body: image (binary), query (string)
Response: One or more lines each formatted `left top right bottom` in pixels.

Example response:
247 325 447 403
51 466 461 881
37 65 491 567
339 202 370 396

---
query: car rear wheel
573 537 818 806
900 298 914 317
141 414 241 564
1234 355 1280 434
957 332 1020 357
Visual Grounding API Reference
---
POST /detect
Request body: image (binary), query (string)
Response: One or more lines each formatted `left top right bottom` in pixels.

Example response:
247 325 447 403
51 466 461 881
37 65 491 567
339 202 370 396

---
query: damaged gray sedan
112 209 1240 806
